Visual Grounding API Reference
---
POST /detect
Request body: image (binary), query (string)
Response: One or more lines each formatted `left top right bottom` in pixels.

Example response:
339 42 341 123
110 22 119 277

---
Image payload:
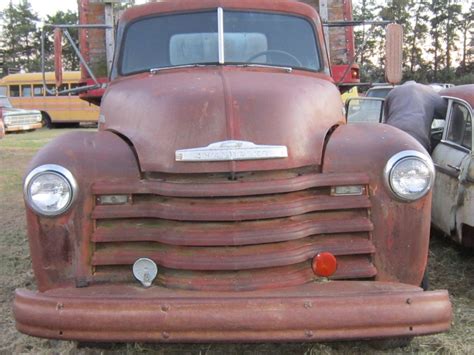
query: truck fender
322 123 432 286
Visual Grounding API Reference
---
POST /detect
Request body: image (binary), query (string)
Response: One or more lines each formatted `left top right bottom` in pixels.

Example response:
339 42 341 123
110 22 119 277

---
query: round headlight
24 164 78 216
384 150 435 202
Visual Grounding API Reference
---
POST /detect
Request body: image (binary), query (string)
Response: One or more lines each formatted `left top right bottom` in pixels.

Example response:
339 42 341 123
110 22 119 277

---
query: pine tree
379 0 414 73
406 1 430 79
444 0 463 80
0 0 40 73
459 5 473 74
43 10 80 71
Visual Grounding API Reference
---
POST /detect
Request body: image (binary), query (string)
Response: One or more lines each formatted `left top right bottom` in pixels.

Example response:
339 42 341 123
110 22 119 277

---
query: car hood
101 67 344 173
2 108 41 116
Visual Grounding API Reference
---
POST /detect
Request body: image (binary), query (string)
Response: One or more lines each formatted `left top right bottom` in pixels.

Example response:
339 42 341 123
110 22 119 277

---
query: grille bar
92 172 370 197
91 256 376 291
92 234 375 270
93 212 373 246
93 193 371 222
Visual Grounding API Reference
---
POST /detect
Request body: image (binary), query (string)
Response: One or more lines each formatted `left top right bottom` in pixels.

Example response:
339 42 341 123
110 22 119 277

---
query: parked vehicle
0 109 4 138
431 85 473 247
346 85 473 247
0 95 42 133
0 72 100 127
365 85 395 98
14 0 451 345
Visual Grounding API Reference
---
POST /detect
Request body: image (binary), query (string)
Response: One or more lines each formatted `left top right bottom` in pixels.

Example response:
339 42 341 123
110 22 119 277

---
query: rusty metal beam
14 282 452 342
91 234 374 270
93 193 371 222
93 211 372 246
92 172 370 197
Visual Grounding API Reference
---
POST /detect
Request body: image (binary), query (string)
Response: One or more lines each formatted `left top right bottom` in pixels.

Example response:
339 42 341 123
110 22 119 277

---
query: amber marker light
312 252 337 277
351 68 359 80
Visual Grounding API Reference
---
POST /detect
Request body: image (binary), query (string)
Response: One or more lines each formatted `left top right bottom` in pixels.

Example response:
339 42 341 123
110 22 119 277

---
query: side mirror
385 23 403 85
54 28 63 88
346 97 385 124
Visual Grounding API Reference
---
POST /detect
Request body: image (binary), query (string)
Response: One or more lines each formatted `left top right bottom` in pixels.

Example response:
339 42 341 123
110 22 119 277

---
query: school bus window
33 85 44 96
22 85 32 97
0 86 7 95
10 85 20 97
70 83 86 90
46 85 56 96
59 84 69 96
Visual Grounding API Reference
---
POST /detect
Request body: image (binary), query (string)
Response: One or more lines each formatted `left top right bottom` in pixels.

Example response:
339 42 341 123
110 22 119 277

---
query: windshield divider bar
218 7 225 64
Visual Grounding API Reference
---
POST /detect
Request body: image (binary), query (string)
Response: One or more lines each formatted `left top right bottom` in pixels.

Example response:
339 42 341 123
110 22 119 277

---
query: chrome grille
5 114 40 126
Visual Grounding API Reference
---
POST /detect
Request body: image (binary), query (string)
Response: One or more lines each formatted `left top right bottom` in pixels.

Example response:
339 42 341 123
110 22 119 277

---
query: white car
0 95 42 133
346 85 473 247
431 85 473 247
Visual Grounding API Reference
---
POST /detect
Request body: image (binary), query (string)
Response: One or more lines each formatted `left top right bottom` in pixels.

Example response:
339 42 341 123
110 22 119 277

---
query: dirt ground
0 129 472 354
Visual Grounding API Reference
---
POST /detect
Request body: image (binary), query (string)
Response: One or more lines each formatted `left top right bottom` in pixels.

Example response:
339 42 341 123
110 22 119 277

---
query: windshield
120 10 320 75
0 97 12 108
366 88 392 98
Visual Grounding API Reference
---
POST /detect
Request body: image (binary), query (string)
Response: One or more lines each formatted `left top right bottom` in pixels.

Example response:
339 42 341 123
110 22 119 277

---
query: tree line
0 0 79 76
354 0 473 84
0 0 472 85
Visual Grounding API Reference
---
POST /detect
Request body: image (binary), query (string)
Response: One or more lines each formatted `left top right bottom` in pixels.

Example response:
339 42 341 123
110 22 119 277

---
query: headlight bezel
24 164 78 216
383 150 435 202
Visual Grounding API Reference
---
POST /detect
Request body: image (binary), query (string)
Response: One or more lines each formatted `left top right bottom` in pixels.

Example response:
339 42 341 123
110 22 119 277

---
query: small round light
24 164 77 216
384 150 435 202
312 252 337 277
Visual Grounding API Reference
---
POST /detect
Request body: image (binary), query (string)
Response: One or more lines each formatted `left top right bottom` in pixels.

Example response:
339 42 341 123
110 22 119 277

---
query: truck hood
101 67 343 173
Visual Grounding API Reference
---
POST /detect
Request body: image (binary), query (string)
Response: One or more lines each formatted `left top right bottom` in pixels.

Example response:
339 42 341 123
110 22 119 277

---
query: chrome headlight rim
383 150 435 202
24 164 78 216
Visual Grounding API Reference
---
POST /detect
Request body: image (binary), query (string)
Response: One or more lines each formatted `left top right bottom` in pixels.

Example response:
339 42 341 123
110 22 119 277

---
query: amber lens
312 252 337 277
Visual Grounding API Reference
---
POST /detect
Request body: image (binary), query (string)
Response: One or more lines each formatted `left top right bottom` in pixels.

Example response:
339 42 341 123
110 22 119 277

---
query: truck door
431 98 473 241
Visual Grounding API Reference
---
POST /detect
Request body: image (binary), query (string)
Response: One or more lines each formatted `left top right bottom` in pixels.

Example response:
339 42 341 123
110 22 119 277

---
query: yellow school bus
0 72 99 127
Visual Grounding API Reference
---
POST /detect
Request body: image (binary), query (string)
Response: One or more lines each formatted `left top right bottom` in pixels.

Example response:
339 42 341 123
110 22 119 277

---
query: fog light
98 195 130 205
133 258 158 288
331 185 364 196
312 252 337 277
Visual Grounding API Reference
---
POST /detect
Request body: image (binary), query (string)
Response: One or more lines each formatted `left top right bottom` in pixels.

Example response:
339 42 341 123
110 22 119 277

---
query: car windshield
120 10 320 75
366 88 392 98
0 97 12 108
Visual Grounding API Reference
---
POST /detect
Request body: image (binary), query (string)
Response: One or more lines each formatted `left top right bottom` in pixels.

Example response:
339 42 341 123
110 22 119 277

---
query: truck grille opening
89 168 376 291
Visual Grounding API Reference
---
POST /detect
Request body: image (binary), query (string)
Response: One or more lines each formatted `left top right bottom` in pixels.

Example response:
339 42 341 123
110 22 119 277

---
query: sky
0 0 471 20
0 0 148 20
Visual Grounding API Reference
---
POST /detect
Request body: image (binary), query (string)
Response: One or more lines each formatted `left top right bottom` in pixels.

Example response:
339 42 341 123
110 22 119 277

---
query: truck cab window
120 10 320 75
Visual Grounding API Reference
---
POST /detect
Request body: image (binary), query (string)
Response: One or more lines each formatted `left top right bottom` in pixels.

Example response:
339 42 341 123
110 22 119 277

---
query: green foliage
353 0 473 84
0 1 79 74
43 11 80 71
0 0 40 72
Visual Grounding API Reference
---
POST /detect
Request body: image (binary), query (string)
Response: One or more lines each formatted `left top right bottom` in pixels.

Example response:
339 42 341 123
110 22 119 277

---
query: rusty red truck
14 0 451 345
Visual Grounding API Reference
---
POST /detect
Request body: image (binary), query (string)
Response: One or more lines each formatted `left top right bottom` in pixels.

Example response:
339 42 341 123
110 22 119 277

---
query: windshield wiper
150 64 212 74
236 63 293 73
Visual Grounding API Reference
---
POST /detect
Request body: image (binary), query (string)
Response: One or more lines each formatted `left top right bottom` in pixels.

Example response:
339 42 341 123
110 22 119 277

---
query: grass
0 128 473 354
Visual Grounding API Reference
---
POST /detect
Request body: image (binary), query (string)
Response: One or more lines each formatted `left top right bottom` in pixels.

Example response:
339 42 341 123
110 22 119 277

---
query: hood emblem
176 140 288 162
